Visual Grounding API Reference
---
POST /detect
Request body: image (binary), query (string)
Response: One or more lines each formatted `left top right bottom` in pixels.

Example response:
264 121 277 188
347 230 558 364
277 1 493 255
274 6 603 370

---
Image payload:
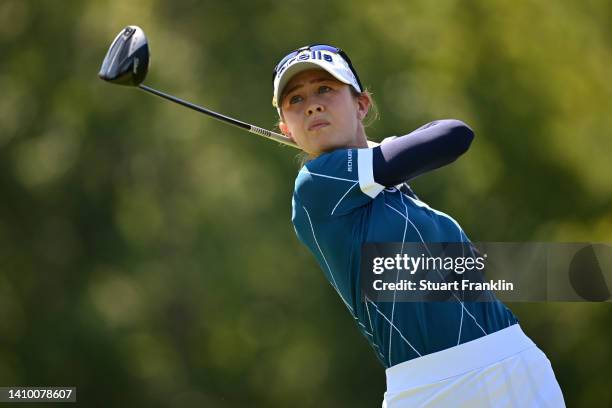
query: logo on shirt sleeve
347 149 353 172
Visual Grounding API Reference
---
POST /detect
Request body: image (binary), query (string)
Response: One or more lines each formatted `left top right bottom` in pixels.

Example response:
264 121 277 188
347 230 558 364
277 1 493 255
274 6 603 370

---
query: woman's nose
306 104 324 116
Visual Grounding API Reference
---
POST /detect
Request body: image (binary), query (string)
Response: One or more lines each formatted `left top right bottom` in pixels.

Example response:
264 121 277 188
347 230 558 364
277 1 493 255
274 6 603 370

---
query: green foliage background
1 0 611 406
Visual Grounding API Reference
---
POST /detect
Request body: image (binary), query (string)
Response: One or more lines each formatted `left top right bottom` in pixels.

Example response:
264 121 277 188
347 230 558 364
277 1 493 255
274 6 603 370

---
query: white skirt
382 324 565 408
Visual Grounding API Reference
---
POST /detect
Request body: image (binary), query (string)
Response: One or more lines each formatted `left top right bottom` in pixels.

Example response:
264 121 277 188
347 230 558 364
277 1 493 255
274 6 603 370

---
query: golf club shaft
138 84 298 148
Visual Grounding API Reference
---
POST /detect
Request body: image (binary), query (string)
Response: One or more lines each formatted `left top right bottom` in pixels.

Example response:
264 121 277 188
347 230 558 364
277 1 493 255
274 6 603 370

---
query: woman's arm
372 119 474 187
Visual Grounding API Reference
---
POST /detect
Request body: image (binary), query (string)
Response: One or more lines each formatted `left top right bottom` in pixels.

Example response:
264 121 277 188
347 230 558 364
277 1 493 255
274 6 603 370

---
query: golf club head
98 25 149 86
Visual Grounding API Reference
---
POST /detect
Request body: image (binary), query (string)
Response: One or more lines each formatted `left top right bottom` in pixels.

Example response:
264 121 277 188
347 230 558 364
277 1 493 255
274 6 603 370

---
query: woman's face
279 69 370 157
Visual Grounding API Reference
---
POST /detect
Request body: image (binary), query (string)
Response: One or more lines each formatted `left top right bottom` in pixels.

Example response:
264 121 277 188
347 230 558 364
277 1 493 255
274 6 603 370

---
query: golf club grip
249 126 297 148
138 84 298 149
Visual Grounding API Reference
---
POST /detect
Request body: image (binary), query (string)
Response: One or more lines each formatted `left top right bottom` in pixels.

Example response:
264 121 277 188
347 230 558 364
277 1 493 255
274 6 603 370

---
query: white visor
272 48 362 109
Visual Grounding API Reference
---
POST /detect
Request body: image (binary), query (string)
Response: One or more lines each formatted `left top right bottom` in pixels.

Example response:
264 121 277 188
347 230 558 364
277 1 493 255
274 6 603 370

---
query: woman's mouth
308 121 330 131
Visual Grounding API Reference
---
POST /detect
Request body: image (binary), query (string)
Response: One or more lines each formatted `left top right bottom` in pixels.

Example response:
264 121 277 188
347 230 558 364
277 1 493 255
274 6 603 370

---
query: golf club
98 25 298 148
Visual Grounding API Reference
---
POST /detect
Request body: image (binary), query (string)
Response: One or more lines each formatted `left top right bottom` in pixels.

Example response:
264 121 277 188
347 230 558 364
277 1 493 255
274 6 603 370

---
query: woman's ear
279 122 293 140
356 93 371 121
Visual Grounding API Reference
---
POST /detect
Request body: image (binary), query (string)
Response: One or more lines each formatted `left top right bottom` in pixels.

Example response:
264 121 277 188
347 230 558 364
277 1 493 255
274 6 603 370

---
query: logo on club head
133 58 139 73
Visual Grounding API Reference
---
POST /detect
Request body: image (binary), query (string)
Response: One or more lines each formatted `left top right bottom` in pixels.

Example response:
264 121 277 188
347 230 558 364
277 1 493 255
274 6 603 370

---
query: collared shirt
292 147 517 368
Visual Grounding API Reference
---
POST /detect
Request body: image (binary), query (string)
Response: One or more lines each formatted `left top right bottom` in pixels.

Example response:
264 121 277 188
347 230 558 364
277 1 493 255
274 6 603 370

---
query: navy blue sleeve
372 119 475 187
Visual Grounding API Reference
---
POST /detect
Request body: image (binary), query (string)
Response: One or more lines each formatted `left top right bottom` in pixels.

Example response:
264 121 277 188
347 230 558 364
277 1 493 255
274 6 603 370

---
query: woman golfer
272 44 565 407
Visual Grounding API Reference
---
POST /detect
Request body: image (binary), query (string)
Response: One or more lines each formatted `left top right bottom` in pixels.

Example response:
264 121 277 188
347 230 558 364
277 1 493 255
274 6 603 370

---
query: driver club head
98 25 149 86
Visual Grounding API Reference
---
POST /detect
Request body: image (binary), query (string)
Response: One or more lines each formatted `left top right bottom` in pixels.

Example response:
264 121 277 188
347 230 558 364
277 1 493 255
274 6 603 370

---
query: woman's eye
318 85 332 94
289 95 303 104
